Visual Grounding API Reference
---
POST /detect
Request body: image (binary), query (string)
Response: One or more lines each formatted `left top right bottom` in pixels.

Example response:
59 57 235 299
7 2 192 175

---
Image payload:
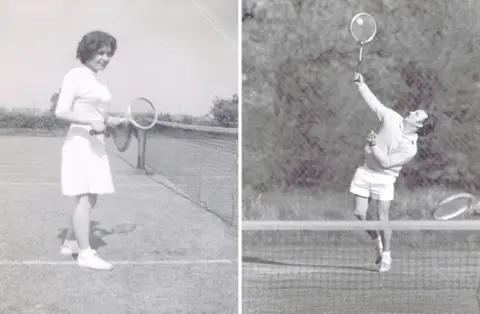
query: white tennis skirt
61 125 115 196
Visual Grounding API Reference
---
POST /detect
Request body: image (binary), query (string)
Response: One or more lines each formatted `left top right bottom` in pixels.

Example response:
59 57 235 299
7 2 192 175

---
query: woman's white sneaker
60 240 79 255
77 249 113 270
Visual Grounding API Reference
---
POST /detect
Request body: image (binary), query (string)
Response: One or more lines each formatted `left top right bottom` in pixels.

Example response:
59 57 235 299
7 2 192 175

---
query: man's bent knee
353 195 370 217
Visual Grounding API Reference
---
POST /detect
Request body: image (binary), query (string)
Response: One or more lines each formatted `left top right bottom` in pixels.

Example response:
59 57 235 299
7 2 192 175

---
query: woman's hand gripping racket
350 13 377 81
90 97 158 136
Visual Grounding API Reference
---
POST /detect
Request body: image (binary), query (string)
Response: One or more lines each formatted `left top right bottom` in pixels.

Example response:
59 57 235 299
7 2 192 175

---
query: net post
136 129 147 170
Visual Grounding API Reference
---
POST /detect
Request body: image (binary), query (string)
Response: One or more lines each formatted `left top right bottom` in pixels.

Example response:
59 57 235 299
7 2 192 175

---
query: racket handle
355 63 361 76
354 43 364 79
89 130 105 135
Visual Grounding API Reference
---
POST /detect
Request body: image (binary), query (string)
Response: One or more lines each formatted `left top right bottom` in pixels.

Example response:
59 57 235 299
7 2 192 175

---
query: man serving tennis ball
350 72 437 272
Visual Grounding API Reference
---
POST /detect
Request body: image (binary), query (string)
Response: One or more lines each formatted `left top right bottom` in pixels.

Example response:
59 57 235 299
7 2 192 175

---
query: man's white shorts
349 166 396 201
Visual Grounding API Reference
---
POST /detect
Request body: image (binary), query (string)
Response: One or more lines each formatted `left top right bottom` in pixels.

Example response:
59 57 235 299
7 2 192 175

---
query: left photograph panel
0 0 238 313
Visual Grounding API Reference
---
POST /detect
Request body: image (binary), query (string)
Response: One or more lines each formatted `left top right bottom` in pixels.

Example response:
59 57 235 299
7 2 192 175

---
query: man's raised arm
355 73 391 121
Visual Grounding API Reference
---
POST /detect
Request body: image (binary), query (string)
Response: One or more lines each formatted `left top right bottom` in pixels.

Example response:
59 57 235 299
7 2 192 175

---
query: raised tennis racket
91 97 157 135
350 13 377 79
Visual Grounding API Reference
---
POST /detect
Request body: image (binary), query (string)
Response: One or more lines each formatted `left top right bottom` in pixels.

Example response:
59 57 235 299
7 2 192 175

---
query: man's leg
378 200 392 253
350 167 383 261
353 196 378 239
376 182 394 272
354 196 383 265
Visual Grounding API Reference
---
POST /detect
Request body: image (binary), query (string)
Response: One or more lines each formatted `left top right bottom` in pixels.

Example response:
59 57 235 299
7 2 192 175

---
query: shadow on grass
242 255 377 272
57 221 136 251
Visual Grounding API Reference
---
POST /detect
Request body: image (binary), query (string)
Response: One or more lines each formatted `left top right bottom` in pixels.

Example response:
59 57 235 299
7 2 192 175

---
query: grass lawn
243 186 480 248
0 135 237 314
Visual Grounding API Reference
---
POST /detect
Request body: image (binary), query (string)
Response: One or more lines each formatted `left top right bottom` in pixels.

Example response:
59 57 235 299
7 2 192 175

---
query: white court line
191 0 236 49
0 182 168 187
1 173 134 179
0 259 236 266
0 164 49 167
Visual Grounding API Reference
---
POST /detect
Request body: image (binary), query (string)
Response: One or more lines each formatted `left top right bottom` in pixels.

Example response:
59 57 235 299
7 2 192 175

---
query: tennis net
143 121 238 233
242 220 480 314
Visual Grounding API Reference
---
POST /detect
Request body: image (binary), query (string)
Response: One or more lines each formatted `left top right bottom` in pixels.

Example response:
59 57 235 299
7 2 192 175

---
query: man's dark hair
418 112 437 137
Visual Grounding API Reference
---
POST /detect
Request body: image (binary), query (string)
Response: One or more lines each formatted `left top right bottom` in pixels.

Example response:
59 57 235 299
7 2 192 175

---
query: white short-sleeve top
55 66 111 132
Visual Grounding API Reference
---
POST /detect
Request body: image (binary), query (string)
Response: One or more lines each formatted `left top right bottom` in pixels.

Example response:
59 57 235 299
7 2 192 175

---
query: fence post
136 129 147 170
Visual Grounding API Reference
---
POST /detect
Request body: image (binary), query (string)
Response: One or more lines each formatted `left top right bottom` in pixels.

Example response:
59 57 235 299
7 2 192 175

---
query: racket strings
433 193 476 220
129 98 157 129
112 123 133 152
351 14 377 43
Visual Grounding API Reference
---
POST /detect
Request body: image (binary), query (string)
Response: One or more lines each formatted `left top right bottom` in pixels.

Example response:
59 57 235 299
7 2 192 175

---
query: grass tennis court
243 190 480 313
0 136 237 314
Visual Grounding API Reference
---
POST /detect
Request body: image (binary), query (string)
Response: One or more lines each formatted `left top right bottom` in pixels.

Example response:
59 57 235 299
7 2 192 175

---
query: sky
0 0 238 116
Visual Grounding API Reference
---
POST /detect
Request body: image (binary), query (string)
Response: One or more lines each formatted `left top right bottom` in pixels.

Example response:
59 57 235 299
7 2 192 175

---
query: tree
243 0 480 192
210 94 238 128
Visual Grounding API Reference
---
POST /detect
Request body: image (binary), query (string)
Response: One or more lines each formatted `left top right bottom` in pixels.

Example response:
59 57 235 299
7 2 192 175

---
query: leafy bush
243 0 480 193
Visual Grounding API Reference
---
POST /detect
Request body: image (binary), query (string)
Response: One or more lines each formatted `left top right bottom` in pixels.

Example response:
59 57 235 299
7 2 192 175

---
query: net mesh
242 220 480 314
144 121 238 233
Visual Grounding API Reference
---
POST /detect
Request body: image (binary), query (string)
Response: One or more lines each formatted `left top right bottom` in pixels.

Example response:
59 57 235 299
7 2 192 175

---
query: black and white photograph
242 0 480 313
0 0 238 313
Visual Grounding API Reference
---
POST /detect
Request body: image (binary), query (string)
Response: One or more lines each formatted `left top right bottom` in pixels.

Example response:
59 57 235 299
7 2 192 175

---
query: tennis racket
90 97 158 135
432 160 480 220
432 193 480 220
350 13 377 79
110 123 134 152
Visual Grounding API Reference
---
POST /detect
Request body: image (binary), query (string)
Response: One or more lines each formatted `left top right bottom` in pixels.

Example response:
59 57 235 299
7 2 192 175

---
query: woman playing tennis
54 30 125 270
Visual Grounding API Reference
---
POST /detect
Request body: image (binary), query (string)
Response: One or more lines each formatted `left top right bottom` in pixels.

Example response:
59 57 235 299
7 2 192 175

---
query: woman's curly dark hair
76 30 117 64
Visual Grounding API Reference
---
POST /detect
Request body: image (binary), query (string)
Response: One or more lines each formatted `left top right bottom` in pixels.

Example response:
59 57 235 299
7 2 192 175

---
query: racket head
350 13 377 44
111 123 133 152
125 97 157 130
432 193 476 220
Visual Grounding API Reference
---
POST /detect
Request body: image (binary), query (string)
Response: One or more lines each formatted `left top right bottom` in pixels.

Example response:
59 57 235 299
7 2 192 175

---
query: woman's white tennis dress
56 66 115 196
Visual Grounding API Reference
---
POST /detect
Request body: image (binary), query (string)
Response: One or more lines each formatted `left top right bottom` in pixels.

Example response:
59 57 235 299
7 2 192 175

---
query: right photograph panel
242 1 480 313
